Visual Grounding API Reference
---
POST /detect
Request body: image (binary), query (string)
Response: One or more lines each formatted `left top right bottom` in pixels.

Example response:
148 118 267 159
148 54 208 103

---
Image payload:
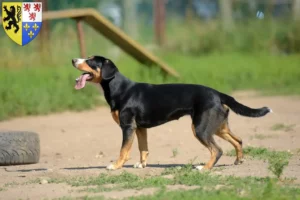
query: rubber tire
0 131 40 166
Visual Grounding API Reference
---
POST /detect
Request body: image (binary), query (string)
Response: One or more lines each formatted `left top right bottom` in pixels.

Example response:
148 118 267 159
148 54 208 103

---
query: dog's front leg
134 128 149 168
107 124 136 170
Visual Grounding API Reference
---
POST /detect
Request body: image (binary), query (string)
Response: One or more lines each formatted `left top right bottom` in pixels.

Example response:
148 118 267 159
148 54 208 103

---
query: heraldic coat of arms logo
2 2 42 46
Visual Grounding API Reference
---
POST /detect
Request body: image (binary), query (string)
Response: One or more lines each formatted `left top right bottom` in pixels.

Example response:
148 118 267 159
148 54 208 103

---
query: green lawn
0 20 299 121
39 162 300 200
0 52 299 121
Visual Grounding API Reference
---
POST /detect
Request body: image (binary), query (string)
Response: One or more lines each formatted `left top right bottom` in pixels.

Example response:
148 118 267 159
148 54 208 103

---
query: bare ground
0 93 300 200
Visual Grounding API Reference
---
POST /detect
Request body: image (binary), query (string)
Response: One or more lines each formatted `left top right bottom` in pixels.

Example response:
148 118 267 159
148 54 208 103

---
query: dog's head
71 56 118 90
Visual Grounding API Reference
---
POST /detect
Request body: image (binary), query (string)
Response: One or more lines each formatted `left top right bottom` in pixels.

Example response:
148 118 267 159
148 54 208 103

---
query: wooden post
294 0 300 20
185 0 193 22
219 0 234 31
153 0 165 46
76 18 86 58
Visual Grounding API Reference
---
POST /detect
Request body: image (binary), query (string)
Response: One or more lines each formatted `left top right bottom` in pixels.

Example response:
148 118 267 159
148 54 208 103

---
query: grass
164 18 300 55
0 66 104 121
124 184 299 200
296 149 300 156
0 20 300 121
48 171 173 190
226 146 292 179
268 156 290 179
226 146 292 161
171 148 179 158
270 123 296 132
46 164 300 200
1 163 298 199
0 52 299 121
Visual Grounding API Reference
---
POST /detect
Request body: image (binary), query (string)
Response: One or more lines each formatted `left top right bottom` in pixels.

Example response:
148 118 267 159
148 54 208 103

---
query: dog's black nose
72 59 77 66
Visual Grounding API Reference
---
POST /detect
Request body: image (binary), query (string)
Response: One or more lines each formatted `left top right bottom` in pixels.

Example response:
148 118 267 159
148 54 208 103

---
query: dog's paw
195 165 205 171
133 162 146 169
234 158 244 165
106 163 117 170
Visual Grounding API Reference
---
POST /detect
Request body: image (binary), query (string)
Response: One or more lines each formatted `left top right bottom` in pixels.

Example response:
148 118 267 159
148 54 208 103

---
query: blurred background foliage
0 0 300 120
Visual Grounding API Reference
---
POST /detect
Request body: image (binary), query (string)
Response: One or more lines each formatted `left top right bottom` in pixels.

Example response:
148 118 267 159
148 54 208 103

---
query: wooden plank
1 8 179 78
44 9 179 77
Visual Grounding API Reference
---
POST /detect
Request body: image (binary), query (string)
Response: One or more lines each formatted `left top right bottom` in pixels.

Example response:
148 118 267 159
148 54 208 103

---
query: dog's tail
218 92 272 117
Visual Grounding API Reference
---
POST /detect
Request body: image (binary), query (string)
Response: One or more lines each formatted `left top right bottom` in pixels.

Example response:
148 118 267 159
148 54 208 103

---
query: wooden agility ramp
42 9 181 77
1 9 179 77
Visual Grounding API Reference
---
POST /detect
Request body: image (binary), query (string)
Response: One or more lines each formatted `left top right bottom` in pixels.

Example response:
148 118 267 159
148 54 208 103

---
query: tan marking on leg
216 122 243 165
223 104 229 111
125 151 131 162
202 140 222 170
111 110 120 125
192 124 222 170
135 128 149 168
109 131 135 170
227 131 243 145
203 149 216 169
191 124 207 146
192 124 196 137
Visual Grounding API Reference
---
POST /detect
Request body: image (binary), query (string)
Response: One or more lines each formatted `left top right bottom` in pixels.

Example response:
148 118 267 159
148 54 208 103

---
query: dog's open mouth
75 72 93 90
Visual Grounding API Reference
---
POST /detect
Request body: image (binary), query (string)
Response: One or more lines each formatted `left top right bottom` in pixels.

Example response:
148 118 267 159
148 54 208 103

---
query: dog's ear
101 59 118 80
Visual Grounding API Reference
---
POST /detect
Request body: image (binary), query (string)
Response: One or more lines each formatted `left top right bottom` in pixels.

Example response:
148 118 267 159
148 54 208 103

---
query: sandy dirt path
0 93 299 199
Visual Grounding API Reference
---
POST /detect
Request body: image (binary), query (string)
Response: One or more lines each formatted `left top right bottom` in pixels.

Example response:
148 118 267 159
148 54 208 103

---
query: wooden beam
1 8 179 78
76 18 86 58
42 9 179 78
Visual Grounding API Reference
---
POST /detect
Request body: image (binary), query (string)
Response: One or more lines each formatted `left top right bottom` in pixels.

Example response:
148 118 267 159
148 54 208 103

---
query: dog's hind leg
216 120 244 165
227 131 243 147
192 107 225 170
222 105 243 145
134 128 149 168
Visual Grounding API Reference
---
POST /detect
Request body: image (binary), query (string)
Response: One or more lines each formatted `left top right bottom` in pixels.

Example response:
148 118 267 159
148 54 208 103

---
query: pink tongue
75 74 91 90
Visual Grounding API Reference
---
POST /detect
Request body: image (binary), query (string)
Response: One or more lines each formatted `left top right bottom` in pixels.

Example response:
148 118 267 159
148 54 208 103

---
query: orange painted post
153 0 165 46
76 18 86 58
30 8 179 77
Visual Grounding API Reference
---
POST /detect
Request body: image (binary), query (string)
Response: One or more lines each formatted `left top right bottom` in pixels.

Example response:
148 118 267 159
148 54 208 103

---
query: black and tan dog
71 56 272 171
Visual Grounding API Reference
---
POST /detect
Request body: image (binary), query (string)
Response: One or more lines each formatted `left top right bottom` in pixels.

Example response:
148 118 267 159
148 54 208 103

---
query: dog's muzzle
72 59 77 67
72 58 85 68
